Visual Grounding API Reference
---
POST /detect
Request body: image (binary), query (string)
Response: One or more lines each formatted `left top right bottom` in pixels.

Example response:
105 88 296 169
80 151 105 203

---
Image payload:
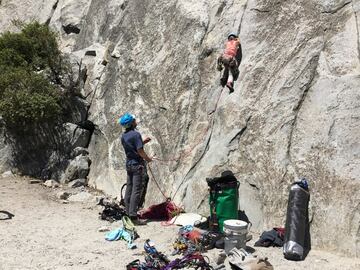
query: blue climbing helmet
119 113 135 128
228 32 238 39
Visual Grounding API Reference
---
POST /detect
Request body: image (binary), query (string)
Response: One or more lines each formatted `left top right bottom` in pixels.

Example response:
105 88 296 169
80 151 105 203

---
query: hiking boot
226 82 234 93
130 216 147 226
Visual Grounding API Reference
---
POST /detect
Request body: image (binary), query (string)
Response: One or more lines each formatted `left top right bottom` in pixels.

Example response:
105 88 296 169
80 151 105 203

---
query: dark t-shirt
121 129 144 166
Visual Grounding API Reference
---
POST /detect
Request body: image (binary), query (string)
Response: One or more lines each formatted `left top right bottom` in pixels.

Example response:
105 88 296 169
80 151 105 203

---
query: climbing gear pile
163 253 213 270
126 239 170 270
144 239 170 269
172 225 219 256
97 197 126 222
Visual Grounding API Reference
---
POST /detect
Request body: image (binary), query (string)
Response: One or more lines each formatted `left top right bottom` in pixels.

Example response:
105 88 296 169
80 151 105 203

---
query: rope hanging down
155 87 224 163
147 163 169 200
146 87 225 204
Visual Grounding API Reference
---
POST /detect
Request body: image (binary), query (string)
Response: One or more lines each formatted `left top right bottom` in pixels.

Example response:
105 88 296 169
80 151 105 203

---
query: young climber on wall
119 113 153 225
217 33 242 93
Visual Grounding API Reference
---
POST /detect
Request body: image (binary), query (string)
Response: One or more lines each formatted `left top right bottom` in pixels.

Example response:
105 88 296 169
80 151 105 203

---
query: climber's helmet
119 113 136 128
228 32 238 40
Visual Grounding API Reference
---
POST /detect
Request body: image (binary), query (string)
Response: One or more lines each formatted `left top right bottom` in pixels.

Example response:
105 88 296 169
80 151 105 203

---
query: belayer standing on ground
217 33 242 93
119 113 153 225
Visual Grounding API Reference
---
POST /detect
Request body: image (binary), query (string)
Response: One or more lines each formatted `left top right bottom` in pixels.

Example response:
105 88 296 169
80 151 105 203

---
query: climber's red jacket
223 38 240 58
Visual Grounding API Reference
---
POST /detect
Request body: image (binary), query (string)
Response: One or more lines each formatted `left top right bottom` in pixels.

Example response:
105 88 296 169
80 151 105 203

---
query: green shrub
0 21 65 129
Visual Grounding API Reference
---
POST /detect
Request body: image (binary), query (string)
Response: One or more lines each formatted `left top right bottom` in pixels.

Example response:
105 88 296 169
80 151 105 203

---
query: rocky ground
0 175 359 270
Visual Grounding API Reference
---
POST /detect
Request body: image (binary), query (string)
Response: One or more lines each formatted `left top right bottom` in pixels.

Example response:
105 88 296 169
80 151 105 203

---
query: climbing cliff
0 0 359 256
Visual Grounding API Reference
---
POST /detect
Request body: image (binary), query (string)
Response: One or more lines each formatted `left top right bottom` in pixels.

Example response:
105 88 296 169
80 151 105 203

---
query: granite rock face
0 0 359 255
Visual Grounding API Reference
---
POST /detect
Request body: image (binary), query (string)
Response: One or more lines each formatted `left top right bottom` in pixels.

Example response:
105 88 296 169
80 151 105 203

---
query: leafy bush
0 21 65 129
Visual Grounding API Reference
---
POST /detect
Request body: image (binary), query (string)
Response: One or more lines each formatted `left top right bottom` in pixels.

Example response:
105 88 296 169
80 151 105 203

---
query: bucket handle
247 222 252 232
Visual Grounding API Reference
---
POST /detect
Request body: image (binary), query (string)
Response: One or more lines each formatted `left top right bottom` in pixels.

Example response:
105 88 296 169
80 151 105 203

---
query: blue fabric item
119 113 135 128
105 228 137 249
181 225 194 233
121 129 144 166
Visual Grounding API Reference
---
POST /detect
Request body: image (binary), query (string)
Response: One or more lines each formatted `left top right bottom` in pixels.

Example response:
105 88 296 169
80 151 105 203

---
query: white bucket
223 219 250 254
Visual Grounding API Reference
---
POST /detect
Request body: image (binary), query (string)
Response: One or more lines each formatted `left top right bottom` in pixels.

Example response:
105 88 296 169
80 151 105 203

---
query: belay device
206 171 239 233
283 178 311 260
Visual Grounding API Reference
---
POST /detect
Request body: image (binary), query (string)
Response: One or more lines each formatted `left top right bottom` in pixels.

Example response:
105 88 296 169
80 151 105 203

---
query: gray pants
124 164 144 217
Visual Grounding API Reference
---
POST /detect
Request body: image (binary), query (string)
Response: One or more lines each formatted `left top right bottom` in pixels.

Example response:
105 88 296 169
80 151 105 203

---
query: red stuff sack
139 199 181 220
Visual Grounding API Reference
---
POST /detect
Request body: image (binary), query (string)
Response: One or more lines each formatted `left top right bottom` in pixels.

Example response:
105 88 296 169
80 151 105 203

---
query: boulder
62 155 90 183
63 123 91 149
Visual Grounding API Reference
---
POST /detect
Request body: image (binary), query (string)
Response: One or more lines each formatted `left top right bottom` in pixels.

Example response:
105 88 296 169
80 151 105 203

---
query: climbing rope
144 87 226 221
146 163 185 226
155 87 225 163
147 163 169 200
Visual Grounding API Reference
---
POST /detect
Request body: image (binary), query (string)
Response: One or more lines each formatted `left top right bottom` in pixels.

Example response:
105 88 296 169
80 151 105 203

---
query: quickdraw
162 253 213 270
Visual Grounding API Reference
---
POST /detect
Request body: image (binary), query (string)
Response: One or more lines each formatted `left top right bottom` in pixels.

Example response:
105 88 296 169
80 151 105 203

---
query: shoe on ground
130 216 147 226
226 82 234 93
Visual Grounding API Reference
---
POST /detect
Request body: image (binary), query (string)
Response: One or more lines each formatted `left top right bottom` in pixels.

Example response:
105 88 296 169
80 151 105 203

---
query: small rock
1 171 14 178
29 179 42 184
98 226 110 232
111 51 121 58
60 200 69 204
43 180 59 188
57 191 71 200
68 178 87 188
68 191 93 202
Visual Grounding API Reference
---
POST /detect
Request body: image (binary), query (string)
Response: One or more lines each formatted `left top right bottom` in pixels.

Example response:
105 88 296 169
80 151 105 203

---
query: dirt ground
1 176 359 270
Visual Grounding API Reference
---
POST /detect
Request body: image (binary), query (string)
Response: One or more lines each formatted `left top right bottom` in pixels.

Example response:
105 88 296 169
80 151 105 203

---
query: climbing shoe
226 82 234 93
130 216 147 226
220 78 227 87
